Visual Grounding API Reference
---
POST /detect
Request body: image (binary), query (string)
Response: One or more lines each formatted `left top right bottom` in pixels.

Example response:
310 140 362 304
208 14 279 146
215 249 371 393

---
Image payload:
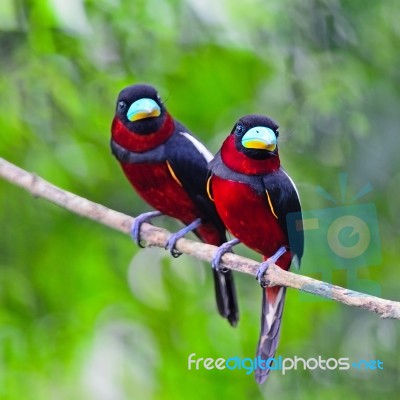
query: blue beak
127 98 161 122
241 126 277 151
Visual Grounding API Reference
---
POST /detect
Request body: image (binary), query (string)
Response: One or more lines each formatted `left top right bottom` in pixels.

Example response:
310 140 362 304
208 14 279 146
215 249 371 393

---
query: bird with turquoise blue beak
208 114 303 384
110 84 239 327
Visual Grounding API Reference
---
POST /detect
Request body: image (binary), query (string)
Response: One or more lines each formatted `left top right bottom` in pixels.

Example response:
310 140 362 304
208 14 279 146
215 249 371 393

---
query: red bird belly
121 162 223 245
212 176 291 270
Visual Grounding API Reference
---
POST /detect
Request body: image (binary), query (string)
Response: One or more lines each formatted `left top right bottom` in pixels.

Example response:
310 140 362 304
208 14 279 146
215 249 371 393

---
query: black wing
164 122 226 235
262 169 304 263
165 122 239 326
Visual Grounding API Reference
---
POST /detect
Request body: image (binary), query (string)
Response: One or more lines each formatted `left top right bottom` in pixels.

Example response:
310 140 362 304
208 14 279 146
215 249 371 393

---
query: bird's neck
111 113 175 153
220 135 280 175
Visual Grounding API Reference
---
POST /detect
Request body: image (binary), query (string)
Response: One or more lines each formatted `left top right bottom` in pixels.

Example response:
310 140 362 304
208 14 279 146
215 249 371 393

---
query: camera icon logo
286 175 381 300
327 214 370 259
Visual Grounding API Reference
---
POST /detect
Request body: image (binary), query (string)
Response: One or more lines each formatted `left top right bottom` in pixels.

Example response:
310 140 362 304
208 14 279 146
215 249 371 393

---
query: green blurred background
1 0 400 398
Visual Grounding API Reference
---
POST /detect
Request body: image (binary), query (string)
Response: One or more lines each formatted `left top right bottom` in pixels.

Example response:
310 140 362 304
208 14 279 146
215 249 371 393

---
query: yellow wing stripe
206 176 214 202
266 190 278 219
166 161 183 187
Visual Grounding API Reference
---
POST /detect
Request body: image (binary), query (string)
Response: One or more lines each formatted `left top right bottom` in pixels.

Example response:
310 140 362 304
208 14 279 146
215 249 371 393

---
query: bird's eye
235 124 244 136
118 101 127 111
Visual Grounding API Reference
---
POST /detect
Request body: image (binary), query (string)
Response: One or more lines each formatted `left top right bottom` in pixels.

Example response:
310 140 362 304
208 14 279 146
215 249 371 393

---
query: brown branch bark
1 156 399 319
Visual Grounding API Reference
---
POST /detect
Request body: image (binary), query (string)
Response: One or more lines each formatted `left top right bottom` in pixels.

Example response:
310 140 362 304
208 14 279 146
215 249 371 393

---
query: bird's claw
164 218 203 258
211 238 240 273
256 261 271 288
256 246 287 288
165 236 183 258
131 211 163 247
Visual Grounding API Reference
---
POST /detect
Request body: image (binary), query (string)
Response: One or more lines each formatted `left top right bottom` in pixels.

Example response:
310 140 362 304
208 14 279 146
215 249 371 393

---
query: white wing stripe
282 170 301 205
179 132 213 163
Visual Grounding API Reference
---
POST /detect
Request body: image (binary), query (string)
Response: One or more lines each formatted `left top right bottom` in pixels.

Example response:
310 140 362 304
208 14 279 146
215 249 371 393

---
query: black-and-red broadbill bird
208 114 303 383
110 84 238 326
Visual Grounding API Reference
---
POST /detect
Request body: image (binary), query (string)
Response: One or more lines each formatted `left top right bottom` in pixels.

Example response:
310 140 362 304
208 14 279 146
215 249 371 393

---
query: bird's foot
256 246 287 288
165 218 203 258
211 238 240 273
131 211 163 248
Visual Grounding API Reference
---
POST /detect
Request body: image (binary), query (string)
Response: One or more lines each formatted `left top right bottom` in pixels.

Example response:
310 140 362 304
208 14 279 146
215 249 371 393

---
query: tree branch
1 156 399 319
